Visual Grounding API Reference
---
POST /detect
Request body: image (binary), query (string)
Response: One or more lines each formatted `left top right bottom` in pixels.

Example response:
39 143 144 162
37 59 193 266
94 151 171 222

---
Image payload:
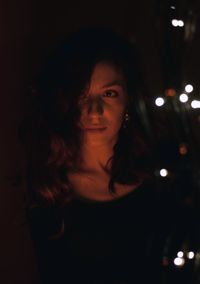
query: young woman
20 28 167 284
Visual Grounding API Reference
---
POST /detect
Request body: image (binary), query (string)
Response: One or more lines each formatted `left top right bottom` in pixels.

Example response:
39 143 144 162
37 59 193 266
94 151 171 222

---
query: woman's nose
87 97 104 115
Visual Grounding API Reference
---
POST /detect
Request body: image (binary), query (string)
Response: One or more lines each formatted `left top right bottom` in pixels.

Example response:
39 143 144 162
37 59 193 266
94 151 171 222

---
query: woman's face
79 62 128 146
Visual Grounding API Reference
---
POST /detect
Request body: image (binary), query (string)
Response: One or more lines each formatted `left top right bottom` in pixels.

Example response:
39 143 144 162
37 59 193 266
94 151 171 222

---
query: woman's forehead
90 62 126 87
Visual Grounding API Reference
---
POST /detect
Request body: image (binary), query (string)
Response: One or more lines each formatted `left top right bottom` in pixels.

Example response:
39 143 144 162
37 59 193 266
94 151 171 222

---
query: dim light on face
79 62 128 147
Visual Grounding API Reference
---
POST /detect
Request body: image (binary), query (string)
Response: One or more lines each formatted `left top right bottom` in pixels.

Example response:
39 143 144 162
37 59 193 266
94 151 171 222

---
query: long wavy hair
19 27 152 208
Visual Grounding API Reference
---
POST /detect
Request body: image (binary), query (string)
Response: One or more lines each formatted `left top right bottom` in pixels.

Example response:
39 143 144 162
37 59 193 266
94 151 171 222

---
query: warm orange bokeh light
165 88 176 97
179 143 188 155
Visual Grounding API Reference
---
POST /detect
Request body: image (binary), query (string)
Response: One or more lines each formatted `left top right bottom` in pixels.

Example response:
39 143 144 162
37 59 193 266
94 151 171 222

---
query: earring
123 112 130 128
125 113 130 121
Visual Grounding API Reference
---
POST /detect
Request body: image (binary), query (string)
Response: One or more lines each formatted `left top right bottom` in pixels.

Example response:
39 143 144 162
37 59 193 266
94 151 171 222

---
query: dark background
1 1 200 283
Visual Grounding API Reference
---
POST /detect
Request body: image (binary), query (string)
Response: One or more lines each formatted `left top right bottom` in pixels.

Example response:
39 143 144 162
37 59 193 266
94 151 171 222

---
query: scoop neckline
72 181 147 205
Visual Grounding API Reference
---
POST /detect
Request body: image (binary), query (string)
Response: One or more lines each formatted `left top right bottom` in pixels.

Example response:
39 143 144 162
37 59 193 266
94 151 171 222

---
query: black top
28 180 171 284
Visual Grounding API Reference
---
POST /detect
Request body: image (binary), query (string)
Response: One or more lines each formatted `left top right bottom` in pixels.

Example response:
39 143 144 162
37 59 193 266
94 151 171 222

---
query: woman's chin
83 132 118 147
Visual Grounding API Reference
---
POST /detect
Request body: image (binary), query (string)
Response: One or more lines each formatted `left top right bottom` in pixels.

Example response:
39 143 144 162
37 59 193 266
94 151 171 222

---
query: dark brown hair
19 27 152 208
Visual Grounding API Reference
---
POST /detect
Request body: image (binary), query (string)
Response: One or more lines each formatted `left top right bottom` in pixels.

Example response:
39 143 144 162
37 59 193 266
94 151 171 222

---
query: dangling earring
123 112 130 128
125 113 130 121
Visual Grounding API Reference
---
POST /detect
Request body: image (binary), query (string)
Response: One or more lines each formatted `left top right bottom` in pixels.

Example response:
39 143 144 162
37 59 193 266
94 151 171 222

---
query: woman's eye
103 90 118 97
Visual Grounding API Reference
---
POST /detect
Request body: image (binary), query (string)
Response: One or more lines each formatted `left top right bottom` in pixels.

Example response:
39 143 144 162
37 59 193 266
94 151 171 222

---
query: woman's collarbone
67 171 139 201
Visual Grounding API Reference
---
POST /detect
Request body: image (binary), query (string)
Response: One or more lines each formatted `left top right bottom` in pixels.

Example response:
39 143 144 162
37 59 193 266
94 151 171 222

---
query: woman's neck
79 142 114 173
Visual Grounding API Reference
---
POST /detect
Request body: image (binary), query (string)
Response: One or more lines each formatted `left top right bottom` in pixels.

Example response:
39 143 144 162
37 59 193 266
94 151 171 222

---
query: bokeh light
185 84 193 93
155 97 165 107
174 257 185 266
191 100 200 109
172 19 179 27
160 169 168 177
177 251 184 258
178 20 184 27
187 251 195 259
179 93 188 103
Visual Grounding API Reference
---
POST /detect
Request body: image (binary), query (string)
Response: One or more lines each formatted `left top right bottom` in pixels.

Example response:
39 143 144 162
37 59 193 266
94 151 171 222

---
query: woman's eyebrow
102 80 125 88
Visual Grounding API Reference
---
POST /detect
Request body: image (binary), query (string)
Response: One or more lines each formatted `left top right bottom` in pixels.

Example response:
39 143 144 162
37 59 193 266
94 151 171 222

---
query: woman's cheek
110 108 125 127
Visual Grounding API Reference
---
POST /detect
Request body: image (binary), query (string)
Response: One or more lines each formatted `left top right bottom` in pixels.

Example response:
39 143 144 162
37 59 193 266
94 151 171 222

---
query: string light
177 251 184 258
185 84 193 93
174 257 185 266
187 251 195 259
179 93 188 103
160 169 168 177
172 19 179 27
179 143 188 155
178 20 184 27
171 19 185 27
155 97 165 107
191 100 200 109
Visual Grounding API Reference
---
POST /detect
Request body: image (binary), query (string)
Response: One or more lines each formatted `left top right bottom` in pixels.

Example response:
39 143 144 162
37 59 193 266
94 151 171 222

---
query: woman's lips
84 127 107 131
